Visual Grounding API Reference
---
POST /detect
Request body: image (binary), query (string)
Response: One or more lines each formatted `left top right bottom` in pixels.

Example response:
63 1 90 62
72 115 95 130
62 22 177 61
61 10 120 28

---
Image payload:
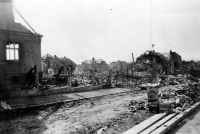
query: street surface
0 88 150 134
0 88 131 111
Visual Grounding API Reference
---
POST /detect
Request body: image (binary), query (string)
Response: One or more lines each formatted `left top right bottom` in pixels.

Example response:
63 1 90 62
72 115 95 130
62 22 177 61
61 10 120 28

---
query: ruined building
136 50 183 74
75 58 110 75
0 0 42 92
109 60 127 71
136 50 170 73
42 54 77 78
169 50 182 74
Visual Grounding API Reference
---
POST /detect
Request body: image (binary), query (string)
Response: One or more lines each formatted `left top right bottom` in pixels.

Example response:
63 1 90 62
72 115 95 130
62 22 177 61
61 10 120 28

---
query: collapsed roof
137 50 170 64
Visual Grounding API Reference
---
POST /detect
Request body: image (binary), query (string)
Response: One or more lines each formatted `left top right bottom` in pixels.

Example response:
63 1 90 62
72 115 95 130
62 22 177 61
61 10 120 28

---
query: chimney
132 53 134 63
92 57 95 64
0 0 15 30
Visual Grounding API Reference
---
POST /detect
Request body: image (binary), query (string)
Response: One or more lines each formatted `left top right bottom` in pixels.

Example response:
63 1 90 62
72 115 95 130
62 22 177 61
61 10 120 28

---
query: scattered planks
122 102 200 134
122 113 167 134
140 113 177 134
151 102 200 134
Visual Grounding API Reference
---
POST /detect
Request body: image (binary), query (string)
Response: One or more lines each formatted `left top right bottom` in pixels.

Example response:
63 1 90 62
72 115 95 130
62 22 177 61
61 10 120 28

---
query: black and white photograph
0 0 200 134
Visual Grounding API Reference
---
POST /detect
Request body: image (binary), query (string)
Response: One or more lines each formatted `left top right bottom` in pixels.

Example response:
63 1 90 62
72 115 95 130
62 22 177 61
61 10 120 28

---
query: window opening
6 42 19 60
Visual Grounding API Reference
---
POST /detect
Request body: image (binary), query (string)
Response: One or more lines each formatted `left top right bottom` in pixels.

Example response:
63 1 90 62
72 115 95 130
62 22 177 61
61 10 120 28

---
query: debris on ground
125 74 200 114
142 74 200 113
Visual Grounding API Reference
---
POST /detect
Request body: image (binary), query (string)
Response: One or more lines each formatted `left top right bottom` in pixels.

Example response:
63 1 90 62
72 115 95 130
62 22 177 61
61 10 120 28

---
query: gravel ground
0 90 152 134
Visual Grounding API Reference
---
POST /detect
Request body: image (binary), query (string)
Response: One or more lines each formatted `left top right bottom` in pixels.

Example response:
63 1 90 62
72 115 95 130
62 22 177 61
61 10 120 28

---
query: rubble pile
126 74 200 114
128 100 148 113
146 75 200 113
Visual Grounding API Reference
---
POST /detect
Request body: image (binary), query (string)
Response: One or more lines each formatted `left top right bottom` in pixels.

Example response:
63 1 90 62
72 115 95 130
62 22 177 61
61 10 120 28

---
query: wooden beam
122 113 167 134
140 113 177 134
151 102 200 134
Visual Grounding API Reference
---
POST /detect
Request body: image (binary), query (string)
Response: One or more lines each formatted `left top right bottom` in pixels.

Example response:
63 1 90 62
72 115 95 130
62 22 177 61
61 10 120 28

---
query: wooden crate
159 102 172 113
147 89 158 94
148 101 158 112
148 92 159 101
148 101 158 107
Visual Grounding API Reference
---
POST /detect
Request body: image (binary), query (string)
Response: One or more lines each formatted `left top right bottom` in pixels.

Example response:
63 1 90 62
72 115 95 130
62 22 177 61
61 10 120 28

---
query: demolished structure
183 60 200 77
136 50 182 74
0 0 42 92
75 58 110 75
42 54 76 78
169 50 183 74
136 50 169 73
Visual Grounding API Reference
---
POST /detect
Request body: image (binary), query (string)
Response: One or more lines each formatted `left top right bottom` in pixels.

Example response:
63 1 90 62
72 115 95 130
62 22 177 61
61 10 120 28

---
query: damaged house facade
136 50 182 74
136 50 169 73
74 58 110 75
0 0 42 92
169 50 182 74
42 54 77 78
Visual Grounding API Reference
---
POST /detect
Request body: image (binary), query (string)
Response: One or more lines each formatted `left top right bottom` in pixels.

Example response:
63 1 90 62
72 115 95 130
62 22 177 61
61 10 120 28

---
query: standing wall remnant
0 0 42 92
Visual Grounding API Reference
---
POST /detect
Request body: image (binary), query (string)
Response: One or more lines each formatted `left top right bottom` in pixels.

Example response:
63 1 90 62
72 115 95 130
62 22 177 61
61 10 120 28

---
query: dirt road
0 89 151 134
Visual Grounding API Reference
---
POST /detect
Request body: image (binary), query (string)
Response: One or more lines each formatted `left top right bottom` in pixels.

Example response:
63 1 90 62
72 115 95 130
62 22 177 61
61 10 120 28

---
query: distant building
136 50 169 73
169 50 182 74
109 60 127 71
183 60 200 76
0 0 42 92
74 58 110 75
136 50 182 74
42 54 76 78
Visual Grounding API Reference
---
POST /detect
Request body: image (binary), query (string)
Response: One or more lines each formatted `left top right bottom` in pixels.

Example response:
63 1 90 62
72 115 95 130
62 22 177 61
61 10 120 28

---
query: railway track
122 102 200 134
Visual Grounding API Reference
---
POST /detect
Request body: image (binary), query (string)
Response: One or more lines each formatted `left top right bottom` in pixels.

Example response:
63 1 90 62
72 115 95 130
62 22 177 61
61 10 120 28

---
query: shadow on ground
0 102 64 134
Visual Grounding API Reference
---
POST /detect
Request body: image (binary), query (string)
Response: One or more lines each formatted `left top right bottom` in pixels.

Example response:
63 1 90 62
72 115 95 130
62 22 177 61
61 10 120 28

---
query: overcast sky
13 0 200 64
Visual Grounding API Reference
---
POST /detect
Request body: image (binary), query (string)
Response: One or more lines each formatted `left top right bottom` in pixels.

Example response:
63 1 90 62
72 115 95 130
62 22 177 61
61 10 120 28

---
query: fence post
68 67 72 87
92 69 95 86
34 65 39 91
